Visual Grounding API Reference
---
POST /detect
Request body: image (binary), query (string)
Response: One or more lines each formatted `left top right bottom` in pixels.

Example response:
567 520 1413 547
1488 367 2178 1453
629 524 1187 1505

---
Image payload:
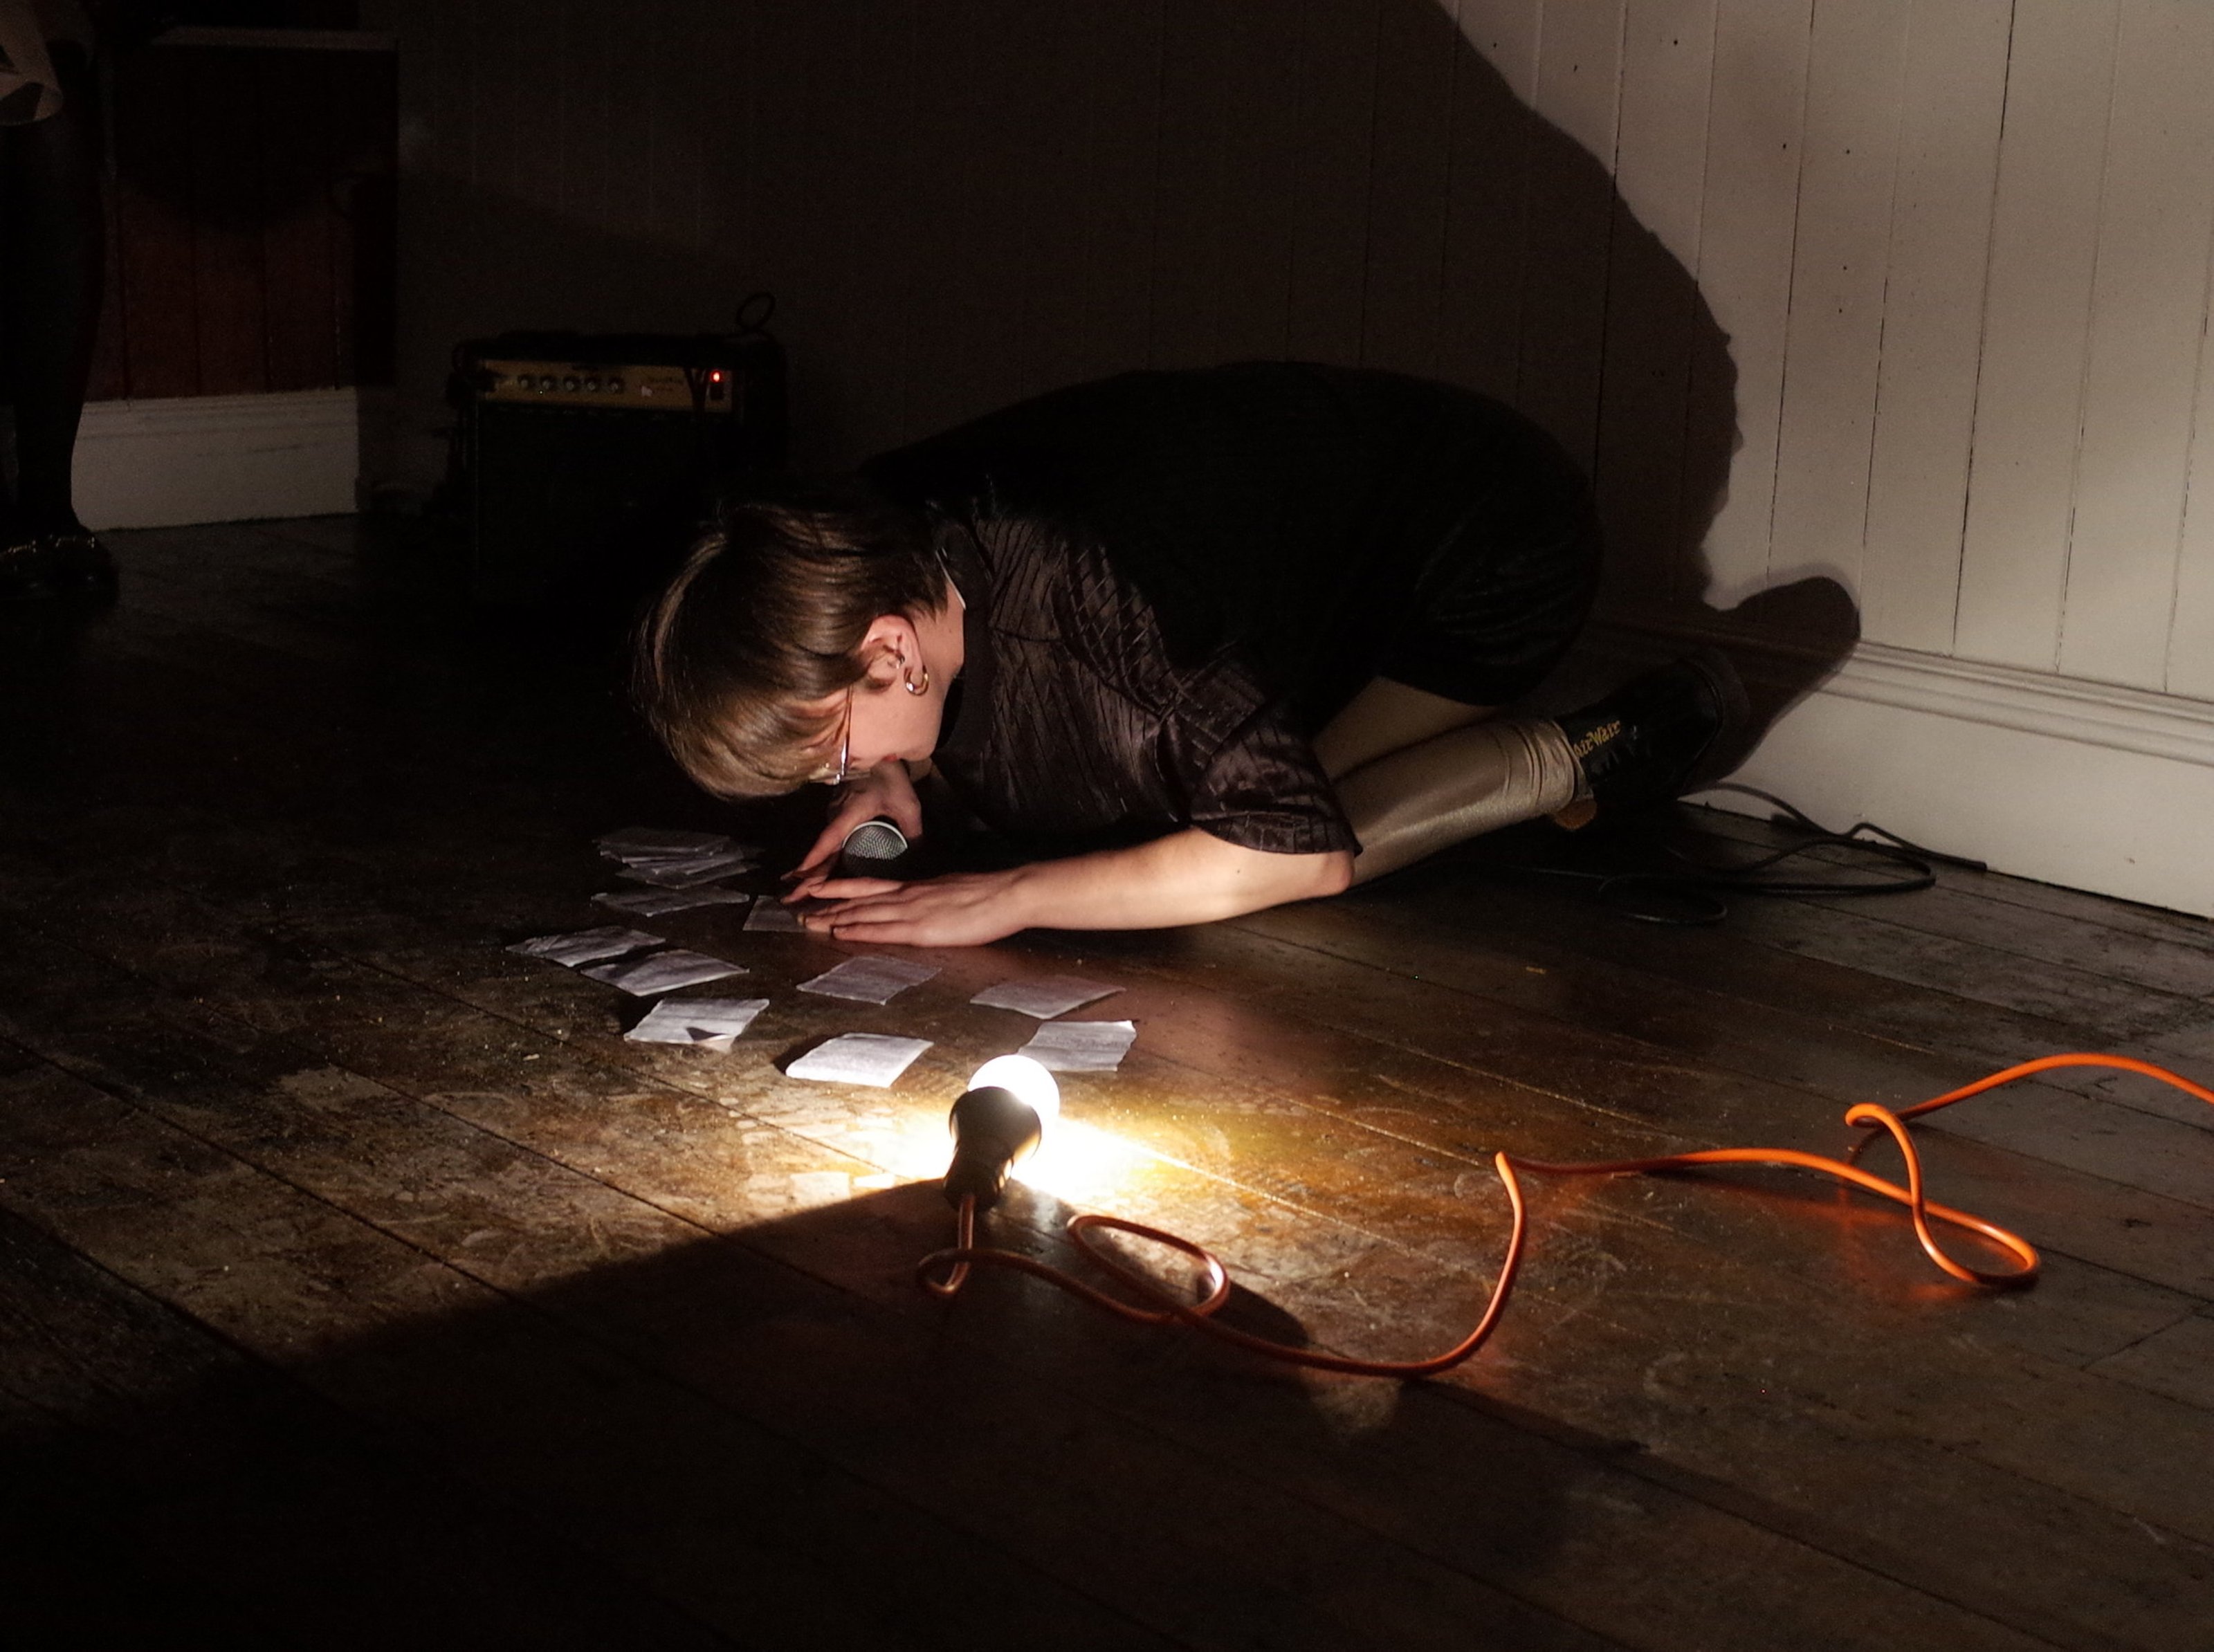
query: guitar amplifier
452 306 787 605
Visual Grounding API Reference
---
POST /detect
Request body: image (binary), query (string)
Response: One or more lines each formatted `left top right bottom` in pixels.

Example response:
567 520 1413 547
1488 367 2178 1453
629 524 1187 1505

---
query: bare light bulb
965 1056 1059 1125
943 1055 1060 1210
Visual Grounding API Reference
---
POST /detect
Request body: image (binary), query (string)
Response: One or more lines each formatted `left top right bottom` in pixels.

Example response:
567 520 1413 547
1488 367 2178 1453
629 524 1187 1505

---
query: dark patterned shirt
922 513 1358 855
862 362 1593 857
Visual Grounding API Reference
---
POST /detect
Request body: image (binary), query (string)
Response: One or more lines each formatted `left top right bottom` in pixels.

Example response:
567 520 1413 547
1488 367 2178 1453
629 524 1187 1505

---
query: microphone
837 816 913 879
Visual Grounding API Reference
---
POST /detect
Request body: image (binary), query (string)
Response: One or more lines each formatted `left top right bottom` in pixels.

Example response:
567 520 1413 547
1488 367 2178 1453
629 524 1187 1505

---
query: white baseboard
74 388 382 530
1589 618 2214 919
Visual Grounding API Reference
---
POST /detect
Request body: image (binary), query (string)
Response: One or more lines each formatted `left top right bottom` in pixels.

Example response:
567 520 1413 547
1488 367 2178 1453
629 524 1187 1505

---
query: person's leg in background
1 34 114 600
1311 419 1607 886
1315 657 1748 888
1315 678 1588 885
1310 441 1745 886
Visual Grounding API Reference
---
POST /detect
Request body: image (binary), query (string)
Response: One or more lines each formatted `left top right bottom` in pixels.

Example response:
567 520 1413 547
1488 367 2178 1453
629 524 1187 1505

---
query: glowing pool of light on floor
817 1056 1153 1204
862 1112 1151 1202
1006 1117 1153 1202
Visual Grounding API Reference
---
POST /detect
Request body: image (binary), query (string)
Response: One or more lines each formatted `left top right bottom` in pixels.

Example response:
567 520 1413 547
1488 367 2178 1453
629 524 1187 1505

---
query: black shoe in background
1555 648 1750 811
0 535 56 600
37 530 119 603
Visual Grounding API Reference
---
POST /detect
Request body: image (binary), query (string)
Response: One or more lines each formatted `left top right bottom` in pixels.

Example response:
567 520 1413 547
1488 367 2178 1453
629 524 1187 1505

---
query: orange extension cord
916 1054 2214 1379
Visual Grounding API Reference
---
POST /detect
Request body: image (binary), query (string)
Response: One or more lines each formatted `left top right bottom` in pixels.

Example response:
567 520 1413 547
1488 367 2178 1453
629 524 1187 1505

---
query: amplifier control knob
584 376 601 392
608 376 625 393
561 376 580 391
537 375 556 391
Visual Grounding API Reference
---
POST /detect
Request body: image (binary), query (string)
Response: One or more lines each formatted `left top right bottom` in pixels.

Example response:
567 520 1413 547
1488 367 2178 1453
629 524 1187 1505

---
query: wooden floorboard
0 1205 740 1651
0 1054 1182 1652
4 810 2178 1638
3 518 2211 1650
1355 859 2214 1135
1222 894 2214 1219
0 896 2069 1652
2089 1311 2214 1410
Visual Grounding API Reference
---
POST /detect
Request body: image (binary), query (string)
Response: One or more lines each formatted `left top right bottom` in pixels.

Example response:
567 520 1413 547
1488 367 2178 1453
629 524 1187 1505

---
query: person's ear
859 613 919 688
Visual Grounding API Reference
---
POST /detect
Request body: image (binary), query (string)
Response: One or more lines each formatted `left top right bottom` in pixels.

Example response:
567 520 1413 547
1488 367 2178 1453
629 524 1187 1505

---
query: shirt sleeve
1000 511 1360 857
1149 641 1362 858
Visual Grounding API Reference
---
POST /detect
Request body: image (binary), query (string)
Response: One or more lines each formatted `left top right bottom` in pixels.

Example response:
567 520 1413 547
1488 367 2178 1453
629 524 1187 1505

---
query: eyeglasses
809 688 856 787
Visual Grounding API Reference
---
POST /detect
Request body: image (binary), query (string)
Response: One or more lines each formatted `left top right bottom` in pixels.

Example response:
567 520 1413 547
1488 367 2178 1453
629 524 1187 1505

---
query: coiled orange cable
915 1054 2214 1379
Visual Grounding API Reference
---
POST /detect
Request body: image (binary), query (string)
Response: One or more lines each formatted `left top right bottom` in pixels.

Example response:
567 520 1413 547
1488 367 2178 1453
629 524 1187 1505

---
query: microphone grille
841 818 909 865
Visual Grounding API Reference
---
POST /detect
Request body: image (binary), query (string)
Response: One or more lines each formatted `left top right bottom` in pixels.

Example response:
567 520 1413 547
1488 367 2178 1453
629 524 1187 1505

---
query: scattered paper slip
616 850 758 888
1018 1018 1137 1073
742 899 805 933
508 926 664 967
625 996 769 1052
798 955 940 1004
596 826 734 861
970 974 1122 1019
786 1033 932 1087
594 885 753 918
580 948 747 996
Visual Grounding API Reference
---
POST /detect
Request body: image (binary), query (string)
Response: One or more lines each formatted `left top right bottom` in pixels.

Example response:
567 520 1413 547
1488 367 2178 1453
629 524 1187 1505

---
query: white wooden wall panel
1685 0 1813 608
1607 0 1711 265
1592 0 1715 612
1515 0 1624 470
1454 0 1539 100
1438 0 1541 402
2172 304 2214 701
1526 3 1624 181
1363 0 1459 376
2056 0 2214 691
1766 1 1907 599
1151 3 1234 374
1858 0 2010 657
1954 1 2119 672
1286 0 1381 366
1205 6 1304 367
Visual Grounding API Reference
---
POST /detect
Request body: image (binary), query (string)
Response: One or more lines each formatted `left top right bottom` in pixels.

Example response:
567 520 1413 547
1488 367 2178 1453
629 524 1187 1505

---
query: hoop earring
904 663 930 696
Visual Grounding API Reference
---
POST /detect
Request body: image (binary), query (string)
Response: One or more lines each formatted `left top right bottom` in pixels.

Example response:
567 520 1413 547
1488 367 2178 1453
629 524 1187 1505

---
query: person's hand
799 868 1033 947
785 762 923 899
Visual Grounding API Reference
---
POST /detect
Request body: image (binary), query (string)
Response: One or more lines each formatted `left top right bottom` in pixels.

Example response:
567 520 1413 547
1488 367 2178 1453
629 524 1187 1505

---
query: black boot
1554 648 1748 811
37 529 118 602
0 535 55 600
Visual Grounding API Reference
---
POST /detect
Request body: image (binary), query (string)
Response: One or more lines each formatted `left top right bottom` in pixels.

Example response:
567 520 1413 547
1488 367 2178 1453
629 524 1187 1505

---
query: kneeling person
632 362 1743 947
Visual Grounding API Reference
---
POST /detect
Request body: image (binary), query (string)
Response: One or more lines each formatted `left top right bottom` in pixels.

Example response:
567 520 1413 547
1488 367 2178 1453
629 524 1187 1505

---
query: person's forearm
1005 828 1352 930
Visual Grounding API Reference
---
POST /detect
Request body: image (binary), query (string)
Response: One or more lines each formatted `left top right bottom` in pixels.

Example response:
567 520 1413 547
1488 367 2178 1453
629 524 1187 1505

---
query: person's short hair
632 482 949 798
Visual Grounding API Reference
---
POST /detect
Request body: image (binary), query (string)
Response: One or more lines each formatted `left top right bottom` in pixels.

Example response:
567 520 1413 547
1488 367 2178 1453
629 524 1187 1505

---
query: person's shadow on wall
1372 3 1859 757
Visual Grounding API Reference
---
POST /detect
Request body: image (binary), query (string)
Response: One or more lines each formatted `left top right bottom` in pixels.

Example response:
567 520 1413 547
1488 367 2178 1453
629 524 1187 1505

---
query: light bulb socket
942 1085 1044 1210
